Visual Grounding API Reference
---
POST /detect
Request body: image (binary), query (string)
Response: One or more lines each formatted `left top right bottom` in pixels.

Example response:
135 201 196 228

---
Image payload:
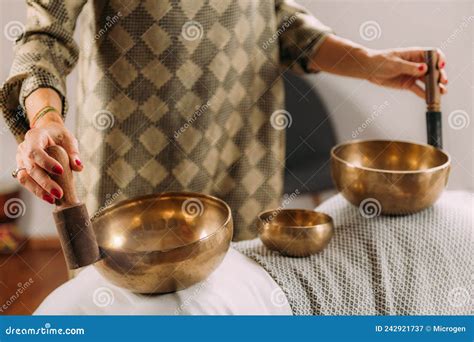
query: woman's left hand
366 48 448 98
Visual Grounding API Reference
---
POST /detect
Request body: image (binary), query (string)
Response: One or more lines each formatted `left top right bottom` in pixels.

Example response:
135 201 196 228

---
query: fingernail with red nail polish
440 61 445 68
418 65 425 72
51 189 61 199
75 159 82 167
52 165 63 175
43 194 55 204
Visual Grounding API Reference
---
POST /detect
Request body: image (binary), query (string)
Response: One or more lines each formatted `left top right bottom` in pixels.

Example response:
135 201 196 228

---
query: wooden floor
0 239 68 315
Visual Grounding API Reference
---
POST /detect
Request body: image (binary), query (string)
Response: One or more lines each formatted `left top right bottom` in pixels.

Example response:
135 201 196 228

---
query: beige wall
300 0 473 190
0 0 472 237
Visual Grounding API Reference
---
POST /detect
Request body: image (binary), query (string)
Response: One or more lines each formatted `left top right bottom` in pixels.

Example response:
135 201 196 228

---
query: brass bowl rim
330 139 450 174
257 208 334 229
92 191 232 253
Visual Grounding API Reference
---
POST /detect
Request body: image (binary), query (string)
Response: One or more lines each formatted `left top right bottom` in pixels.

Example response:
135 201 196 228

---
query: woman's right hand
16 113 83 204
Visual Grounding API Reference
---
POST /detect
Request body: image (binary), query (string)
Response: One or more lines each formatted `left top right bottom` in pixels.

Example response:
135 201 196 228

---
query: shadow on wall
283 71 337 194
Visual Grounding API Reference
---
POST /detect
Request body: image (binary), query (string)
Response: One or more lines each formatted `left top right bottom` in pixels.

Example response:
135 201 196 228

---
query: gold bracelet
30 106 61 128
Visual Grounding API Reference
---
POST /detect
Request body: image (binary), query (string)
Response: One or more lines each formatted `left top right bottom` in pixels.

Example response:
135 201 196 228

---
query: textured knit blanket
234 191 473 315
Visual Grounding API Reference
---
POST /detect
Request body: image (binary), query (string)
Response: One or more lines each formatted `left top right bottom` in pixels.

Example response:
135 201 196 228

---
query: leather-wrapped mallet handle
46 146 101 269
424 50 443 149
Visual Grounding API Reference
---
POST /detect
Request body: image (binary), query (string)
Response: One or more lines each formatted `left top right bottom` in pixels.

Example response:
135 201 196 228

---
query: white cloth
235 191 473 315
34 248 292 315
36 191 472 315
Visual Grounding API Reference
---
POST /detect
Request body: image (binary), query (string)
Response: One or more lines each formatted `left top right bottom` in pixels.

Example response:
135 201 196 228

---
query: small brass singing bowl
257 209 334 257
92 192 233 294
331 140 450 215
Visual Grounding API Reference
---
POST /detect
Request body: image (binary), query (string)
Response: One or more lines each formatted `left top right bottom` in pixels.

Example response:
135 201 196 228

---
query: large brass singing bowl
257 209 334 257
91 192 233 294
331 140 450 214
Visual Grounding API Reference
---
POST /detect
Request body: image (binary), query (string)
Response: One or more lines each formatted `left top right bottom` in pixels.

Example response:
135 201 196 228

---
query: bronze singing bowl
331 140 450 214
91 192 233 294
257 209 334 257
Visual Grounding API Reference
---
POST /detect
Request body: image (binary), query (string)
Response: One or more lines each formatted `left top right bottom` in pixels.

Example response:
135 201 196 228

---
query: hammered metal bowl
331 140 450 215
91 192 233 294
257 209 334 257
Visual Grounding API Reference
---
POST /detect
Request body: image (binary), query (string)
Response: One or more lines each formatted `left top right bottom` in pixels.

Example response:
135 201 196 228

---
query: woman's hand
16 89 83 204
365 48 448 98
310 35 448 98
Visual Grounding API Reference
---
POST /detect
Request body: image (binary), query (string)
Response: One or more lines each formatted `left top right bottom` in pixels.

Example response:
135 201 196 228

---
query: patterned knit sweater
0 0 331 240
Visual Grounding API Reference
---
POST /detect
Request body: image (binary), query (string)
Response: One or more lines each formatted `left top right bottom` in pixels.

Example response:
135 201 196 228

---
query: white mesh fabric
234 191 473 315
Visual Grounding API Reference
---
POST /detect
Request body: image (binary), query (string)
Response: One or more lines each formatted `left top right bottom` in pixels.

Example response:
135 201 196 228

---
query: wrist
356 47 378 80
31 108 63 128
310 34 379 80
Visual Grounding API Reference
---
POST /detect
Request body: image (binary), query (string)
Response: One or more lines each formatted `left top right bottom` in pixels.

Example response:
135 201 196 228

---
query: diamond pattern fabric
0 0 331 240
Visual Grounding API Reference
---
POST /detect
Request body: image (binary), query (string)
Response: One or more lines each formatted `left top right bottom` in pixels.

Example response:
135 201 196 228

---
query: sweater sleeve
0 0 87 142
275 0 333 73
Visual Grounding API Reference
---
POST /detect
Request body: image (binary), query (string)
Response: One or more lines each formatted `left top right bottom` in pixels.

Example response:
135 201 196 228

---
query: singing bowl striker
257 209 334 257
91 192 233 294
331 140 450 214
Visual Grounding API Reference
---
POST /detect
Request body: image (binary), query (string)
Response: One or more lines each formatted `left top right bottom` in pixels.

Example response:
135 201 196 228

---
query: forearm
309 34 374 79
24 88 64 127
